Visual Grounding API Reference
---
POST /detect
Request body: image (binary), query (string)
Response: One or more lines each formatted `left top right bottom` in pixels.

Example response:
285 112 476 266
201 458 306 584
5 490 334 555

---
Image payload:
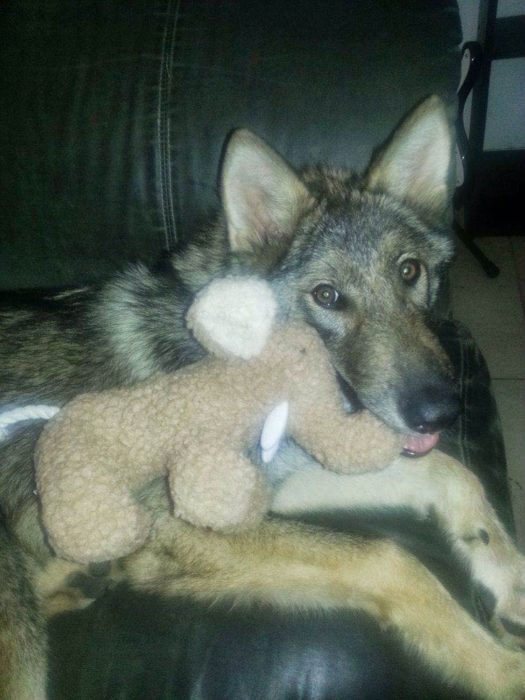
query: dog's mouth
402 432 440 456
336 374 441 457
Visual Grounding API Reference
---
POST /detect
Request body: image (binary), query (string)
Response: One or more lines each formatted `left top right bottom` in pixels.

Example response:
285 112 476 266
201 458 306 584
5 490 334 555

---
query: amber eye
399 258 421 286
312 284 340 308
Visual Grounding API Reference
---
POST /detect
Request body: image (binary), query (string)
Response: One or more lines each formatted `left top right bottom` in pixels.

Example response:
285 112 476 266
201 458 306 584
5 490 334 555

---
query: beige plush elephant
35 277 403 564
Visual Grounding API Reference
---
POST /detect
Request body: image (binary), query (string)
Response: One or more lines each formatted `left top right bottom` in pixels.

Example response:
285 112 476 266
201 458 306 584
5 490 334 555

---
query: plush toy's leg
123 515 525 700
40 462 152 564
167 446 269 532
273 449 525 649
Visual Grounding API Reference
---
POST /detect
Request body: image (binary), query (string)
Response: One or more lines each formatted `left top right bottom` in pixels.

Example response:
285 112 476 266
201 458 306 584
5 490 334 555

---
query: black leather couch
0 2 515 698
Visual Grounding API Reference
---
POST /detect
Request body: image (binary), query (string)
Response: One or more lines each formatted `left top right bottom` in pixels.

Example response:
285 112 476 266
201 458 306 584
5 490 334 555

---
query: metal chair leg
454 222 500 278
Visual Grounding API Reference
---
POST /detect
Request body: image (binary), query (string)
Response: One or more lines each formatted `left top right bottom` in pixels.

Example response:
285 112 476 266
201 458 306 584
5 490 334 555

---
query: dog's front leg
123 515 525 700
273 449 525 648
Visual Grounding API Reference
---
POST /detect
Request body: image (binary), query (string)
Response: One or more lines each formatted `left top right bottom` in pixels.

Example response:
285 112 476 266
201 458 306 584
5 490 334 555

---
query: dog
1 95 525 699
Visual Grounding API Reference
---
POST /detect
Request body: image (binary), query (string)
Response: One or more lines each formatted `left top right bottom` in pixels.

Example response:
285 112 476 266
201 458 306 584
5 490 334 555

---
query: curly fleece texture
35 323 403 564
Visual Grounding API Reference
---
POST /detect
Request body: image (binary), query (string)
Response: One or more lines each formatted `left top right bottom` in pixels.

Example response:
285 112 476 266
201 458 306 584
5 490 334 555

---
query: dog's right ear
221 130 312 253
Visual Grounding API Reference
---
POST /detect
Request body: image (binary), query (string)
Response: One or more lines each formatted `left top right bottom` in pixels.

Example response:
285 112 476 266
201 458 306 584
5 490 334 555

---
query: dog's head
218 96 459 449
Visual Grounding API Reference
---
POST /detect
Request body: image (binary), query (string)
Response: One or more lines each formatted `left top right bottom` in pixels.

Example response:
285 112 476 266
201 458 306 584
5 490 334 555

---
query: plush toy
34 277 404 564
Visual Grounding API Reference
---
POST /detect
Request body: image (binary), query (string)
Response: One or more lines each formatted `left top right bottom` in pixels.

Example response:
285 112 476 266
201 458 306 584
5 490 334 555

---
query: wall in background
457 0 525 150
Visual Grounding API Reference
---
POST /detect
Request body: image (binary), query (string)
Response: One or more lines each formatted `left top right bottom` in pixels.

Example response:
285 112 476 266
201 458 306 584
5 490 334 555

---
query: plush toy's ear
186 277 277 359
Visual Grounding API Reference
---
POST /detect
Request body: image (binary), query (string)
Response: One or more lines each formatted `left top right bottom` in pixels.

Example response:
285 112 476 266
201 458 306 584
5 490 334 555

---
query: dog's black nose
398 382 460 433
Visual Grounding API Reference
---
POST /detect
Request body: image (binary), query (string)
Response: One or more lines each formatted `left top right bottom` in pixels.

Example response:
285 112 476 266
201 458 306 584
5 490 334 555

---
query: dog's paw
36 558 121 619
492 569 525 650
476 552 525 651
66 561 118 598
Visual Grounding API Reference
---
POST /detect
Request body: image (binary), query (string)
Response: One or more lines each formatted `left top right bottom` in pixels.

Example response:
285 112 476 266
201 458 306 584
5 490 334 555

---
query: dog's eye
312 284 340 308
399 259 421 286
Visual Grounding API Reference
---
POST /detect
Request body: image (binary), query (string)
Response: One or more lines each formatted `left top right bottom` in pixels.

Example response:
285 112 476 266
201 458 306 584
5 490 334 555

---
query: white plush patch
187 277 277 359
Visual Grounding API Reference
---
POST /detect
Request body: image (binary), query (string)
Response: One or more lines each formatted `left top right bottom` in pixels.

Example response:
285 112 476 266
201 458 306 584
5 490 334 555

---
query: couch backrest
0 0 461 289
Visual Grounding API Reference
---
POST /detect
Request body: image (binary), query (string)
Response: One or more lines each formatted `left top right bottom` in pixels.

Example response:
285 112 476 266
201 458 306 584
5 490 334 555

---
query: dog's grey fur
1 96 525 699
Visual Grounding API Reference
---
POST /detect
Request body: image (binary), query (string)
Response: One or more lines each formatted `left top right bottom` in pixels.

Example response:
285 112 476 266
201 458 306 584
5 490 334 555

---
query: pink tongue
403 432 440 455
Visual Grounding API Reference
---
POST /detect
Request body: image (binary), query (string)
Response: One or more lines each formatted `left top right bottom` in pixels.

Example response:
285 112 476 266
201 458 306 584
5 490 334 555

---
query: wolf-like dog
1 96 525 699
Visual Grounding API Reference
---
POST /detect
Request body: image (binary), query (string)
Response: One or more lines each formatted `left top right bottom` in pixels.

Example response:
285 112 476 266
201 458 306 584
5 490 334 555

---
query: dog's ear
221 130 312 253
365 96 452 216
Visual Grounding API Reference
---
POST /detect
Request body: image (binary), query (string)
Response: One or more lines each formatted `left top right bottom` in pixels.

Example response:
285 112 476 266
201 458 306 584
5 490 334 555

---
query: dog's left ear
221 130 312 253
365 96 452 216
